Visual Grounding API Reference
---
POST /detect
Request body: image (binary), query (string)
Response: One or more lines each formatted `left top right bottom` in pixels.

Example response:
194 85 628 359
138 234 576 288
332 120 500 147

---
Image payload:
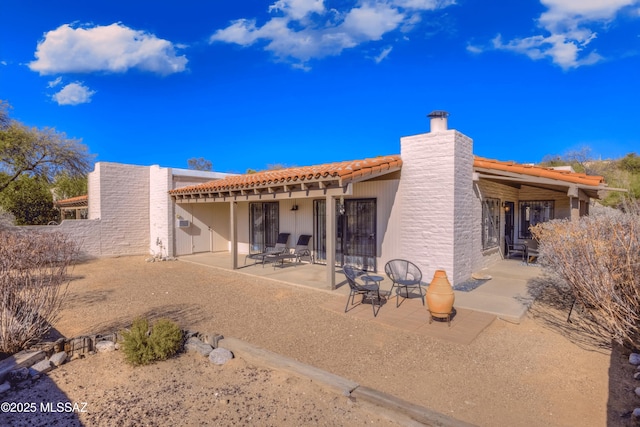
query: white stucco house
54 111 612 288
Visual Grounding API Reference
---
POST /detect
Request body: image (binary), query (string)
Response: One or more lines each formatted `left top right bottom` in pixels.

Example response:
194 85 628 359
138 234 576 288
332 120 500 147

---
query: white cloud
374 46 393 63
29 23 188 76
268 0 325 20
52 82 96 106
48 77 63 88
210 0 455 66
342 3 404 40
492 0 640 69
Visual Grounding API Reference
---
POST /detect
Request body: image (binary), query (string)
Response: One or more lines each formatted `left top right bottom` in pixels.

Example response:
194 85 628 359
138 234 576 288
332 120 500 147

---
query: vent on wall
177 219 190 228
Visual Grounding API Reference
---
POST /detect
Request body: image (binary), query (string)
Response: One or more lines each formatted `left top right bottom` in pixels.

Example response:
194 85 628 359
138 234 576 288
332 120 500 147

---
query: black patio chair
269 234 313 268
244 233 290 266
343 264 384 317
384 259 424 307
505 235 526 262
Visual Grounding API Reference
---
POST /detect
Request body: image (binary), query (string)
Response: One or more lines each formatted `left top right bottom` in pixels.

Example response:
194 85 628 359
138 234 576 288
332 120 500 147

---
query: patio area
179 252 541 344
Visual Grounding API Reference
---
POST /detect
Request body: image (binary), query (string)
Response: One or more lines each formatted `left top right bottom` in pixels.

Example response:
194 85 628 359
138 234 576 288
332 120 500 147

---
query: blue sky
1 0 639 174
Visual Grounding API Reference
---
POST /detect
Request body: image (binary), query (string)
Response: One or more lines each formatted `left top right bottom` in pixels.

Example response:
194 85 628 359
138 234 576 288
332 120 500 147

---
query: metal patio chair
343 264 384 317
384 259 424 307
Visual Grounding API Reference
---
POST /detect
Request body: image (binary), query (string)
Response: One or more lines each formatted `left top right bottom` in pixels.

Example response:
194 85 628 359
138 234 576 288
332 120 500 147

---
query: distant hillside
539 151 640 206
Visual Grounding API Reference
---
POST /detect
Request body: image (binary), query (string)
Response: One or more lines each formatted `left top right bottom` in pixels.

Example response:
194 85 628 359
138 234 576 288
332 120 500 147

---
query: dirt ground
0 256 637 426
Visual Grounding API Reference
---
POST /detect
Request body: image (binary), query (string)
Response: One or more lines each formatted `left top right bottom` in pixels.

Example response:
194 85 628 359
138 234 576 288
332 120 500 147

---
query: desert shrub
149 319 183 361
531 201 640 347
121 318 183 366
0 229 78 353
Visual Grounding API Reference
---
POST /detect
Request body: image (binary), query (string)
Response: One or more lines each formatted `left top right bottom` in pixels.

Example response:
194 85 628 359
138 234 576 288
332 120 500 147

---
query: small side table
361 275 385 305
362 275 384 287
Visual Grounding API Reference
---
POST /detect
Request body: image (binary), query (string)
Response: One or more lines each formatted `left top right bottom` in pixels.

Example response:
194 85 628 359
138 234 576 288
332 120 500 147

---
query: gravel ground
0 256 633 426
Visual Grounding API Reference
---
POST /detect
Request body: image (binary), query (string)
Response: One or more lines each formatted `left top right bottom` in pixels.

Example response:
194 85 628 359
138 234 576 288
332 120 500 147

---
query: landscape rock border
0 331 471 427
0 329 229 398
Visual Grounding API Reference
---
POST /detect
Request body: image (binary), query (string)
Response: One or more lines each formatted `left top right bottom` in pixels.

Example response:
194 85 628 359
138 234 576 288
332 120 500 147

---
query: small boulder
629 353 640 365
634 408 640 418
185 337 213 357
8 368 30 383
30 359 53 375
95 341 116 353
50 351 68 367
208 347 233 365
635 387 640 398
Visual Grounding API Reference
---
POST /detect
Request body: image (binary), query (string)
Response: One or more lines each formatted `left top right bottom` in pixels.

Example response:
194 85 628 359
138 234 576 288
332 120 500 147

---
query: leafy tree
619 153 640 174
0 174 58 225
0 100 92 194
53 172 87 200
187 157 213 171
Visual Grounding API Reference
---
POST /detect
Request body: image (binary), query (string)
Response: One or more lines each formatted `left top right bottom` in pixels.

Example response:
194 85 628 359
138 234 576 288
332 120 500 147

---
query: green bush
120 318 183 366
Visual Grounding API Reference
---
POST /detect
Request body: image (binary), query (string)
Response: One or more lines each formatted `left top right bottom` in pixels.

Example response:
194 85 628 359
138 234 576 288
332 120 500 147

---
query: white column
231 201 238 269
325 195 336 289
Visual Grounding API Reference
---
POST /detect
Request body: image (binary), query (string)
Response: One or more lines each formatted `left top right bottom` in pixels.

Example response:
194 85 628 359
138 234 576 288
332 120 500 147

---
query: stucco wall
91 163 150 256
27 219 103 259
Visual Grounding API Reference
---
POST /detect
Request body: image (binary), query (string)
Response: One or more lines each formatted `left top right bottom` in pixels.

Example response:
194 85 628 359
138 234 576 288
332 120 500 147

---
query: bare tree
187 157 213 171
0 101 93 194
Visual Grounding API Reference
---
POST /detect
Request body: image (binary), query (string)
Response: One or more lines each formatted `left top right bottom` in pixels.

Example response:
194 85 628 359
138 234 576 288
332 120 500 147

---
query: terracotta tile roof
473 156 605 187
170 155 403 195
54 195 88 207
170 153 606 198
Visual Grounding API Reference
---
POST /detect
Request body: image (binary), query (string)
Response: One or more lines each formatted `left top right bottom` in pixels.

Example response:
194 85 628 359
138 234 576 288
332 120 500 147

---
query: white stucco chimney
428 110 449 133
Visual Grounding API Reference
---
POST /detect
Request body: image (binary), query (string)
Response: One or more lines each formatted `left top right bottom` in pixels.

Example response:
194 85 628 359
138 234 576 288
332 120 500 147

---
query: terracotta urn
426 270 455 319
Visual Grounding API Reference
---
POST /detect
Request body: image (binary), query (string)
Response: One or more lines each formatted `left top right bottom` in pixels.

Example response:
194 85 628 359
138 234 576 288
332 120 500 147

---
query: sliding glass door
249 202 279 253
313 198 376 271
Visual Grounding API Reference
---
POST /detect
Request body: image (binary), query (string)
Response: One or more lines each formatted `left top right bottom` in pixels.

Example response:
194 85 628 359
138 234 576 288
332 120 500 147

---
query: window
249 202 279 253
482 198 500 250
519 201 554 239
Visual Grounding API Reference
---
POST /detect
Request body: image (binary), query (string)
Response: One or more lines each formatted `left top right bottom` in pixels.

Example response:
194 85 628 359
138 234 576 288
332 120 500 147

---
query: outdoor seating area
505 236 540 265
245 233 290 266
180 252 538 341
342 260 456 326
267 235 313 269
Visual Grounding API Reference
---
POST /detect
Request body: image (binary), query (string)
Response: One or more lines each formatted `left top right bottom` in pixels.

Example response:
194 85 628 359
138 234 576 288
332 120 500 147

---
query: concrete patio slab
179 253 539 327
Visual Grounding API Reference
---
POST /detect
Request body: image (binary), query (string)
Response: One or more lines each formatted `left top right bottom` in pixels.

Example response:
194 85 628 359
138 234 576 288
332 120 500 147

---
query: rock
50 351 68 367
8 368 30 383
629 353 640 365
202 333 224 348
185 337 213 356
633 408 640 418
95 341 116 352
30 359 53 375
0 350 45 383
208 347 233 365
0 381 10 394
635 387 640 397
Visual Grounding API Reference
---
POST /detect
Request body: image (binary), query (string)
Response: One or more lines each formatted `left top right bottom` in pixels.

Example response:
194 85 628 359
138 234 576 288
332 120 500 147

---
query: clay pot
426 270 455 319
